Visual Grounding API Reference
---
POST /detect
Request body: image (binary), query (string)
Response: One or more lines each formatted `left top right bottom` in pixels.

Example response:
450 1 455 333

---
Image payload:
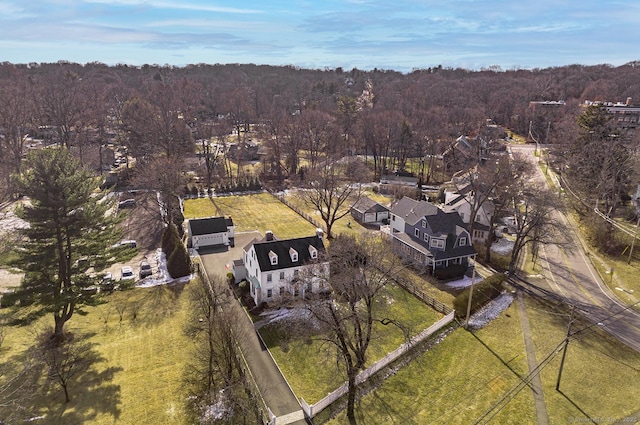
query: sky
1 0 638 73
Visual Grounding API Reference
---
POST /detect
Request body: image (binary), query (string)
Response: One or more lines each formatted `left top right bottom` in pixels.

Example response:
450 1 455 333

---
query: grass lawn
323 293 640 424
281 188 393 239
0 284 194 424
261 284 444 404
525 296 640 422
184 193 318 239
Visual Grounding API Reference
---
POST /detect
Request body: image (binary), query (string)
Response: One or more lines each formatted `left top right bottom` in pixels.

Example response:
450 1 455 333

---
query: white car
120 266 135 281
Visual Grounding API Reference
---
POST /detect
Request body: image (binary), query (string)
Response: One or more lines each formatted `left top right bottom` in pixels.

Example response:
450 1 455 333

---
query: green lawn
184 193 319 239
0 284 193 424
261 284 444 404
281 188 394 238
323 294 640 424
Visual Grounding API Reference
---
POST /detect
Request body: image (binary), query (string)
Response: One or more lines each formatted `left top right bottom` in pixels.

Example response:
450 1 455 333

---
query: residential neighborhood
0 60 639 425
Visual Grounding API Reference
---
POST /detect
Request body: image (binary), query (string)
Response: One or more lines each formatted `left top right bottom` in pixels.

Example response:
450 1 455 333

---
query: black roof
252 235 326 272
188 217 228 236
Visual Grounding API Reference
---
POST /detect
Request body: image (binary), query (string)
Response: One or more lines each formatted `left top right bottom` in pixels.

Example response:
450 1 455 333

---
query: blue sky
1 0 638 72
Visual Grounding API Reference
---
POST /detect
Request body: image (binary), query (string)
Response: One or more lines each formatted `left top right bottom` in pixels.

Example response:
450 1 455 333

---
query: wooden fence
272 192 325 232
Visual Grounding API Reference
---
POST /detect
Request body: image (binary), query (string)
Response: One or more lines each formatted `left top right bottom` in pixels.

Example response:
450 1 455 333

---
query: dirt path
516 290 549 425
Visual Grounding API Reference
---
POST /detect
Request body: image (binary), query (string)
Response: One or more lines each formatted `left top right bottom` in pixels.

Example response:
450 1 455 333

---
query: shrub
453 273 506 318
434 264 467 281
167 242 192 279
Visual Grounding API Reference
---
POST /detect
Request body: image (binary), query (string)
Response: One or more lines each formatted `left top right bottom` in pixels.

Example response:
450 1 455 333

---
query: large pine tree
11 148 127 342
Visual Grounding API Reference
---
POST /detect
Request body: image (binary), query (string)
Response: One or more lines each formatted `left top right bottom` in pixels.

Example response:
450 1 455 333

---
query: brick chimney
265 230 274 241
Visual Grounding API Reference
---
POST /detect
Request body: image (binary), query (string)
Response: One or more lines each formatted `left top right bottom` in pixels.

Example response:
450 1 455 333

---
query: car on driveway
120 266 135 282
139 261 152 279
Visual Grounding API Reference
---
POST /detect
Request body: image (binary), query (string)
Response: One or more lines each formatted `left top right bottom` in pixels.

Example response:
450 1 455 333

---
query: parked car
114 240 137 249
101 272 115 292
120 266 135 282
118 199 136 209
139 261 152 279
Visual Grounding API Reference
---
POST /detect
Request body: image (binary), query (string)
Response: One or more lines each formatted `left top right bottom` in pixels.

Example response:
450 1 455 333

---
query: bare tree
184 275 259 424
301 161 362 239
35 330 97 403
304 234 405 425
508 190 564 274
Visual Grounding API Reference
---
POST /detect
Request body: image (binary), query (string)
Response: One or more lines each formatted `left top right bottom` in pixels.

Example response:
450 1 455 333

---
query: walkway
516 291 549 425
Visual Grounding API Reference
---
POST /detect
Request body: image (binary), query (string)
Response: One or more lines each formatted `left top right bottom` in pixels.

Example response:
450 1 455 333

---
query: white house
236 230 329 306
188 216 234 249
443 187 494 243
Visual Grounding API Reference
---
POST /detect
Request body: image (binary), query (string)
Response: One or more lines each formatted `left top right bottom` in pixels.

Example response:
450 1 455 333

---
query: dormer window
289 247 298 262
309 245 318 259
268 250 278 266
459 237 467 246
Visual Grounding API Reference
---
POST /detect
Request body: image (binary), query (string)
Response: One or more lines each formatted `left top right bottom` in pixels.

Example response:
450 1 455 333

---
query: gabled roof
389 197 439 226
351 196 389 214
188 216 228 236
251 235 326 272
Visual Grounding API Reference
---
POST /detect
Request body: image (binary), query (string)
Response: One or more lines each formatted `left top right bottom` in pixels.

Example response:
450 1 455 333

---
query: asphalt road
510 144 640 353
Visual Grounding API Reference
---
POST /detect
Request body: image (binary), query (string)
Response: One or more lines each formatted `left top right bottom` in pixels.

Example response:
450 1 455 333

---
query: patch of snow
491 238 514 256
445 274 484 289
467 293 514 330
135 248 194 288
0 210 29 234
259 307 311 325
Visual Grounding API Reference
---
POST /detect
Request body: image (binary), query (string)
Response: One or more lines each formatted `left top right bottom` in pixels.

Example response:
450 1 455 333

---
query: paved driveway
198 231 307 424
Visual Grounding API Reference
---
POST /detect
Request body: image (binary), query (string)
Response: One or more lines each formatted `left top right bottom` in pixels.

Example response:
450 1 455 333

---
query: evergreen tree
167 242 191 278
10 148 127 343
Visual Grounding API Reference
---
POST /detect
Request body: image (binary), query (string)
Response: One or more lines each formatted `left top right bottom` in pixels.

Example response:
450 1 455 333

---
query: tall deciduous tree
306 234 404 425
11 148 127 342
302 161 361 239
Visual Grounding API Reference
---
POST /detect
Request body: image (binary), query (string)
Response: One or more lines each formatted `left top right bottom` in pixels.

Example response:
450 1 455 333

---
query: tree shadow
2 330 123 424
467 330 531 389
556 389 597 424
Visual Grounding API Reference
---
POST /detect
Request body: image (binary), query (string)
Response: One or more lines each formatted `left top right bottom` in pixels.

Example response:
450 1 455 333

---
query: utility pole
465 256 477 327
556 305 576 391
628 200 640 264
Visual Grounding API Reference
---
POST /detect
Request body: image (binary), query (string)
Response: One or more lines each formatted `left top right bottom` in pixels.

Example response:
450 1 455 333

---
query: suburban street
509 144 640 352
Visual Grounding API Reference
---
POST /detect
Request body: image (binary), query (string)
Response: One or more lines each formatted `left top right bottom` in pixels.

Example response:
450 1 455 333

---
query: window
267 289 272 298
422 220 426 228
289 247 298 262
294 269 299 277
279 287 285 295
459 237 467 246
431 239 444 249
423 233 429 242
309 245 318 259
279 271 285 280
414 228 420 237
267 273 272 282
269 250 278 265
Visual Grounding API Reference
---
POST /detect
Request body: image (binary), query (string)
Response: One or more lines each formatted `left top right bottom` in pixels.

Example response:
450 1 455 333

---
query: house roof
188 216 228 236
390 196 439 226
351 196 389 214
250 235 326 272
393 231 476 261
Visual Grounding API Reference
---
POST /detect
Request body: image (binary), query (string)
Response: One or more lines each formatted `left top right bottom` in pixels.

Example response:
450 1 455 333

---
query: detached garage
350 196 390 224
188 216 231 249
